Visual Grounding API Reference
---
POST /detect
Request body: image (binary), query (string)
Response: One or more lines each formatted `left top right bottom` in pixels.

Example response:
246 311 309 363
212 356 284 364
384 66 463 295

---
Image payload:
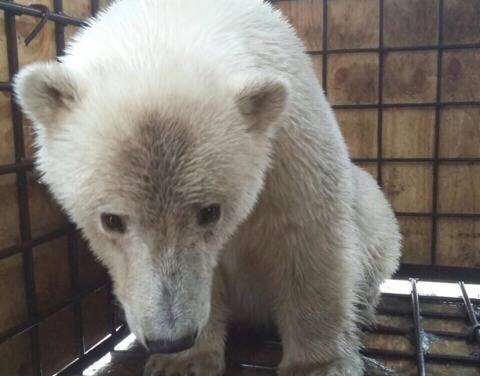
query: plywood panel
0 332 33 376
383 108 435 158
437 218 480 267
398 217 432 265
429 337 478 356
0 254 28 334
64 0 92 42
427 365 480 376
0 174 20 249
382 163 433 213
0 92 14 165
277 0 323 51
33 237 72 315
82 288 110 352
384 0 438 47
327 53 379 105
78 236 108 291
422 317 466 332
327 0 379 49
16 0 56 67
39 308 79 375
442 49 480 102
0 9 9 81
438 163 480 214
443 0 480 45
440 107 480 158
383 51 437 103
362 333 413 352
336 109 378 158
28 174 68 238
63 0 91 18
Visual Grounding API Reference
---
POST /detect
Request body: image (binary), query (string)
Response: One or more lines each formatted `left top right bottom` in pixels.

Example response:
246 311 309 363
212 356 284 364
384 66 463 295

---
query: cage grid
0 0 479 375
0 1 126 375
224 279 480 375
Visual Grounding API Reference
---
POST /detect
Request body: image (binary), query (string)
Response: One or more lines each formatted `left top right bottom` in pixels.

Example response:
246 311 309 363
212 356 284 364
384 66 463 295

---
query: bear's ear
234 75 289 133
13 62 79 129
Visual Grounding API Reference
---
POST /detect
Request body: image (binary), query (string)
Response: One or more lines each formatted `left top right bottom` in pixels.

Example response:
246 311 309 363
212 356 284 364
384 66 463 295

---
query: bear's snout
146 329 198 354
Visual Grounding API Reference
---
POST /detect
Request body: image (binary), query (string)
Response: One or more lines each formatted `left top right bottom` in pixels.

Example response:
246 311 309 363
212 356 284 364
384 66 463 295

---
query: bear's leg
143 272 226 376
275 277 364 376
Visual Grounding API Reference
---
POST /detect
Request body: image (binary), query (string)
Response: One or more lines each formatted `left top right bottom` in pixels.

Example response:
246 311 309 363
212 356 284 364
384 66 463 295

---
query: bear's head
14 61 289 353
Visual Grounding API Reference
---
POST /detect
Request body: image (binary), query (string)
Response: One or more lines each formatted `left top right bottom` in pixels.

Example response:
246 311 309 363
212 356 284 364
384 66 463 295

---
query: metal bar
106 280 117 335
67 229 86 358
0 280 109 344
459 282 480 344
395 212 480 218
377 0 384 187
53 0 65 56
431 0 444 266
57 325 129 376
0 225 73 261
0 160 34 175
0 1 86 27
363 348 480 366
4 1 42 373
352 157 480 163
321 0 327 94
398 264 480 284
332 100 480 109
236 364 276 373
305 42 480 55
91 0 100 16
410 279 426 376
0 81 11 90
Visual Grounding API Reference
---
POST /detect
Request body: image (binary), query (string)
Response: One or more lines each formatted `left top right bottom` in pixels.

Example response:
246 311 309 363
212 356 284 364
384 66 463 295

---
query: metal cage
0 0 478 375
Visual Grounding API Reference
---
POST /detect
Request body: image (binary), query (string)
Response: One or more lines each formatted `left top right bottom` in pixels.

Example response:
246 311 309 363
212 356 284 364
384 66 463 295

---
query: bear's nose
146 330 198 354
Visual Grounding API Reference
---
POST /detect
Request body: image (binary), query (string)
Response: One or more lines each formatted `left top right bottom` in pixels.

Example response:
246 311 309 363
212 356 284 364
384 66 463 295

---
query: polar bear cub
14 0 401 375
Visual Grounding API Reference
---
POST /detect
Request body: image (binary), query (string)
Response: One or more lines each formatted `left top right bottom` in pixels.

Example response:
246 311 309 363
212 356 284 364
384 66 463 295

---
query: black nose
146 330 198 354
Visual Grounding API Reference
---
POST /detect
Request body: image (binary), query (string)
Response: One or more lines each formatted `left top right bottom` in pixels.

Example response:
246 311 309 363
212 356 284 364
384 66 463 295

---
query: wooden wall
277 0 480 269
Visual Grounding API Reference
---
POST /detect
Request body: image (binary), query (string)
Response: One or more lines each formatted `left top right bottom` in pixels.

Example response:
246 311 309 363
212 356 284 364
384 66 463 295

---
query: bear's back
62 0 303 85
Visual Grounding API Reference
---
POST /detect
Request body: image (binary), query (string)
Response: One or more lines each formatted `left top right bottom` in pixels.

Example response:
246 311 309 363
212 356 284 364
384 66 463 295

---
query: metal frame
227 280 480 374
0 0 478 375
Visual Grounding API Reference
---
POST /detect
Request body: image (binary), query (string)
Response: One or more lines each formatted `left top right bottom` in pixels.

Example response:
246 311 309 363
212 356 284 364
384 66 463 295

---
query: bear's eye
197 205 221 226
101 213 126 234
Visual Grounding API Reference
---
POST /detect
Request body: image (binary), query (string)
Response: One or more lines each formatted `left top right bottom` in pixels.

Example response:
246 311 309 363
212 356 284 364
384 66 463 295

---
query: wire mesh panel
0 2 127 375
274 0 480 282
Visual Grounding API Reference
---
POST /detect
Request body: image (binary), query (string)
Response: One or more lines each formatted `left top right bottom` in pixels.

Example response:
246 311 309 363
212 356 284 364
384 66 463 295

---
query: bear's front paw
143 350 225 376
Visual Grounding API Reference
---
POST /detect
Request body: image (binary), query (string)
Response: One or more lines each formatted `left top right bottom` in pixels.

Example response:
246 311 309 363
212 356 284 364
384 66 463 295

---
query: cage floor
84 280 480 376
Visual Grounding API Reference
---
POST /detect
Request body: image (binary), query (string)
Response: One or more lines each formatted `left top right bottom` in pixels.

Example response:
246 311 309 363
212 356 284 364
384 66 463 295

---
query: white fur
14 1 401 375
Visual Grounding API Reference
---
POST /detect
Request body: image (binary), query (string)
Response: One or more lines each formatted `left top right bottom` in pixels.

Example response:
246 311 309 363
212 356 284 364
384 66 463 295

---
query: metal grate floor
84 280 480 376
